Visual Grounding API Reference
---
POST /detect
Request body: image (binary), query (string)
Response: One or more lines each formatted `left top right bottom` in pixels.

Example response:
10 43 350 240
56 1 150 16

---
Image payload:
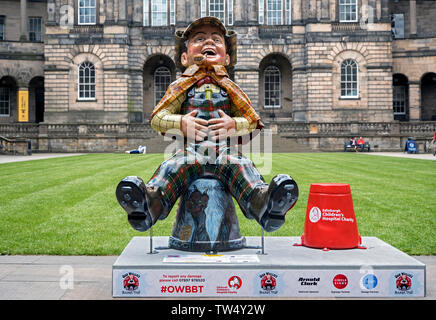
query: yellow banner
18 90 29 122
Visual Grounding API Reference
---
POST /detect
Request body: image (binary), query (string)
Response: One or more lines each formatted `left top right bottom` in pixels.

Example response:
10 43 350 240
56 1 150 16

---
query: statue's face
181 24 230 68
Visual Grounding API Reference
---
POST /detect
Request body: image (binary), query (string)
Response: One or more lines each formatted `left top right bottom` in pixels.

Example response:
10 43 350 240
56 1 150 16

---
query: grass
0 152 435 255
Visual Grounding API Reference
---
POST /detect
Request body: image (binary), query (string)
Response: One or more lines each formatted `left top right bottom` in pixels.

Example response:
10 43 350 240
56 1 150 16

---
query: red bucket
298 183 365 250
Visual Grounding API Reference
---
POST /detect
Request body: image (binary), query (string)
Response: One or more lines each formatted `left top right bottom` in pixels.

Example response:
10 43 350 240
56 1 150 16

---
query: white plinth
112 236 425 298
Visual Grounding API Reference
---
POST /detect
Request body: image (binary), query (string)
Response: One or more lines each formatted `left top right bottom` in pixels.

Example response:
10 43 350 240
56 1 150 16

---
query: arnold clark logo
297 276 320 294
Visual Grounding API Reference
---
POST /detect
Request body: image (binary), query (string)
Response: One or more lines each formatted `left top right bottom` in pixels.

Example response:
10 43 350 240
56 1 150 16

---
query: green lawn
0 153 434 255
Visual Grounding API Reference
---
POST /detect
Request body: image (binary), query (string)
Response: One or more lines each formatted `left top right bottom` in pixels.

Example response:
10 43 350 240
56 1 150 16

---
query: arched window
78 61 96 100
340 59 358 98
264 65 281 108
154 66 171 106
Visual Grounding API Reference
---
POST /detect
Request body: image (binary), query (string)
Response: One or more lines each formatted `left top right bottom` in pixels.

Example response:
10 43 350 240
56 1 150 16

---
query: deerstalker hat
174 16 237 71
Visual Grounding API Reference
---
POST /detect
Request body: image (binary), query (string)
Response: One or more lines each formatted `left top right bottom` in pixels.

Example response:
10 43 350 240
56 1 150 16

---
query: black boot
116 176 168 232
247 174 298 232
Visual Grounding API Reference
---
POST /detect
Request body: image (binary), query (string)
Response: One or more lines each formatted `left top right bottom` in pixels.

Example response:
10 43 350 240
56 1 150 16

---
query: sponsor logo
332 274 348 289
122 272 141 294
216 275 242 295
298 277 320 286
309 207 355 224
309 207 321 223
395 272 413 294
259 272 278 295
297 276 320 294
228 276 242 290
361 274 378 290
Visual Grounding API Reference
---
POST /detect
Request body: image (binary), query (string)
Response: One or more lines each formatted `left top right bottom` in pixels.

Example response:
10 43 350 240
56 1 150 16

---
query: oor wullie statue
116 17 299 246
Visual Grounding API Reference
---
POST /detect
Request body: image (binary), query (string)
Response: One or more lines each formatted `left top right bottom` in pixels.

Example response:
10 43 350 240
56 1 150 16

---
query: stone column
233 0 244 25
176 0 187 27
409 82 421 120
410 0 417 35
248 0 258 25
47 0 56 25
20 0 27 41
132 0 143 26
321 0 330 21
106 0 115 24
119 0 127 25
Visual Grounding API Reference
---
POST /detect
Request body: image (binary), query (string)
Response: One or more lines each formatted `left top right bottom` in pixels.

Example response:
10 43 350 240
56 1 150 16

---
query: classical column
409 82 421 120
119 0 127 25
176 0 187 27
410 0 417 35
248 0 258 25
233 0 244 25
132 0 143 26
20 0 27 41
47 0 56 25
106 0 115 24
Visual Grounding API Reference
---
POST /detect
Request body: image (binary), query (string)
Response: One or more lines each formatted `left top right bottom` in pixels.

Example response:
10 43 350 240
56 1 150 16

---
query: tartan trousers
147 142 267 217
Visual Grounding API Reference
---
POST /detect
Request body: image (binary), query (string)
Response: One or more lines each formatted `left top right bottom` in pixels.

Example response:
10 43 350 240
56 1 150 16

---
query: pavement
0 152 434 300
361 152 436 161
0 153 85 164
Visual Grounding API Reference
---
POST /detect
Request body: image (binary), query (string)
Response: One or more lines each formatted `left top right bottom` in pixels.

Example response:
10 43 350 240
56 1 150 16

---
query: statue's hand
208 110 236 141
181 110 209 141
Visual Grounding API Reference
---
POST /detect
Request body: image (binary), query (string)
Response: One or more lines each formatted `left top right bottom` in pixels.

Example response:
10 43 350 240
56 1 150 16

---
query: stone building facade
0 0 435 152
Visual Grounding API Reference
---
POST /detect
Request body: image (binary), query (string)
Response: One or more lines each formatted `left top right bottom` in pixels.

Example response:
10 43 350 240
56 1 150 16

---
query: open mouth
202 49 216 56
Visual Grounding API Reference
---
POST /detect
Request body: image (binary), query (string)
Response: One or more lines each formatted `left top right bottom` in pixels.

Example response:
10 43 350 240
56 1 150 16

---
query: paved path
0 254 433 300
0 153 85 164
362 152 435 161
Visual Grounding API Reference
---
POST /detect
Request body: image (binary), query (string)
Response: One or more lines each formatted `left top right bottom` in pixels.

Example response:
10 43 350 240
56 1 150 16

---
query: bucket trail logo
259 272 278 295
395 272 413 294
122 272 141 293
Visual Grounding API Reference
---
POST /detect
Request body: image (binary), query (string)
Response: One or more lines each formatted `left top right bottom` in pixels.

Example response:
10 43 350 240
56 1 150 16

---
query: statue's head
175 16 237 71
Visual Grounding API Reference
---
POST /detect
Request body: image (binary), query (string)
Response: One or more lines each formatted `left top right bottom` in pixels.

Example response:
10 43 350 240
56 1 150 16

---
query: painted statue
116 17 299 251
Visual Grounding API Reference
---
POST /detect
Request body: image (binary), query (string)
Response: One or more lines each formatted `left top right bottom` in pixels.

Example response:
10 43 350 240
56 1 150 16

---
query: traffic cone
296 183 365 251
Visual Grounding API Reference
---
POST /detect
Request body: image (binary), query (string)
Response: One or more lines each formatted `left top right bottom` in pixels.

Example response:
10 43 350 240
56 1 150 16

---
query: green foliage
0 153 434 255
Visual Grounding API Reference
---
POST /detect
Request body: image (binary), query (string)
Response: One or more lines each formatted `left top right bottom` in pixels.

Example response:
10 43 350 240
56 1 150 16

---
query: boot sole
261 174 299 232
115 176 151 232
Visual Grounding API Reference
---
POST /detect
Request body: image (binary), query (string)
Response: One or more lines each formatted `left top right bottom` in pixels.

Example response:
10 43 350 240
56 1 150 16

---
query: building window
339 0 358 22
0 87 10 116
200 0 233 25
144 0 176 26
264 66 281 108
393 86 406 115
78 62 96 100
154 66 171 106
340 59 359 98
28 17 42 42
78 0 96 25
258 0 291 25
0 16 5 40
